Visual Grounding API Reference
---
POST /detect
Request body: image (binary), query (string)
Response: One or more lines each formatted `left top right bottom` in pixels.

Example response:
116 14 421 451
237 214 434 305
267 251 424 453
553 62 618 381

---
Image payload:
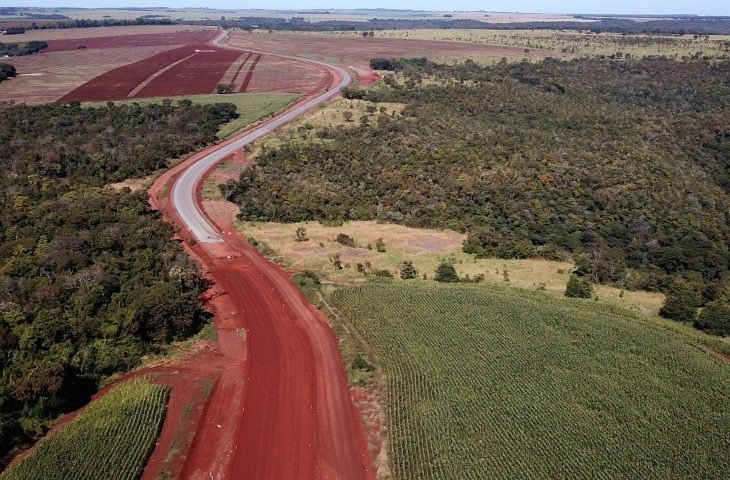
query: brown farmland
226 31 554 69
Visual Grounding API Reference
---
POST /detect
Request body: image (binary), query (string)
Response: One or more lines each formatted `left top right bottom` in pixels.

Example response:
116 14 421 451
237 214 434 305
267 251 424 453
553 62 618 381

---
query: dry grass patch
249 98 405 157
236 220 664 316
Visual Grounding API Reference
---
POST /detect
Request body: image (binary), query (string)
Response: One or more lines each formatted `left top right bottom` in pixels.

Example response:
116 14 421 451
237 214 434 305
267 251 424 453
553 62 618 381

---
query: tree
565 274 593 298
694 302 730 336
295 226 308 242
216 83 233 94
342 111 354 122
659 295 697 322
399 261 418 280
375 238 386 252
434 262 459 283
0 63 16 82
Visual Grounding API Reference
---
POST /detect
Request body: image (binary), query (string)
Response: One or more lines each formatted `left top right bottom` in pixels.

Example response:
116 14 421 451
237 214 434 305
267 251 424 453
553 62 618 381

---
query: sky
6 1 730 16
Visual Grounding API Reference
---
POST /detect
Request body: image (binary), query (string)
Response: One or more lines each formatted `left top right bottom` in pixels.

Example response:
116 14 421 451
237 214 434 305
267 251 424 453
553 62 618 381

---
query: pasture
331 282 730 479
369 29 730 61
0 377 169 480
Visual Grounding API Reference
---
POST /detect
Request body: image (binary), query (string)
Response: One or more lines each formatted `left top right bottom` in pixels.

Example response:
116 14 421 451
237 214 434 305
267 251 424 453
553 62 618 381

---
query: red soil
44 30 217 52
143 83 375 478
135 48 242 97
227 31 554 74
59 45 202 102
59 43 241 102
244 55 332 94
238 53 261 92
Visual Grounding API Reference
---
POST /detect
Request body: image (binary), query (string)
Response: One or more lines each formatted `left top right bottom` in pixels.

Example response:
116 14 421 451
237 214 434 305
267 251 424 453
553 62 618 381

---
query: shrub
399 261 418 280
336 233 356 247
216 83 233 94
659 295 697 322
694 303 730 336
375 238 386 253
295 226 308 242
434 262 459 283
565 275 593 298
373 269 394 278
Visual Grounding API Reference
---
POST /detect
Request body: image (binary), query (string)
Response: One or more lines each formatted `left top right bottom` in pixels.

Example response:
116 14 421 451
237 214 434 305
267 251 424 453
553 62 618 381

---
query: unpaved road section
153 34 373 479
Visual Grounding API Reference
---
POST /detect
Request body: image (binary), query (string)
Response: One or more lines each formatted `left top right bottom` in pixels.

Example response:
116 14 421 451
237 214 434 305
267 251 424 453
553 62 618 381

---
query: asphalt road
172 48 351 243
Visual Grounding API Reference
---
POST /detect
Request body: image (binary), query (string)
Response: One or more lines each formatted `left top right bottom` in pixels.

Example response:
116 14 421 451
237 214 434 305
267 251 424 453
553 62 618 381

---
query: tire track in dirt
127 51 199 97
238 53 262 93
219 52 251 92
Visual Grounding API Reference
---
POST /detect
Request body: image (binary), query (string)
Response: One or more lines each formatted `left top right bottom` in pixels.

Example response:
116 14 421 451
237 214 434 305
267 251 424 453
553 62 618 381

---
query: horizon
3 3 730 17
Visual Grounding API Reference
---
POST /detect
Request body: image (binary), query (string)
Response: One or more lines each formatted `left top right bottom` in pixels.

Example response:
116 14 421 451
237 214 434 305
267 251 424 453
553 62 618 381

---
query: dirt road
146 33 374 479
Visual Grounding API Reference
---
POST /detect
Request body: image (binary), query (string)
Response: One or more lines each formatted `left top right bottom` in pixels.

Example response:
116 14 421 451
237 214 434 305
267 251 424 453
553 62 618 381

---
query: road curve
164 34 374 479
172 46 351 242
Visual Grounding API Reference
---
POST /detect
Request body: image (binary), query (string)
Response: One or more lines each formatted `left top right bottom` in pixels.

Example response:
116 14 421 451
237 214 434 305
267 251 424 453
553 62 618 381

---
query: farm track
145 32 374 479
238 54 262 93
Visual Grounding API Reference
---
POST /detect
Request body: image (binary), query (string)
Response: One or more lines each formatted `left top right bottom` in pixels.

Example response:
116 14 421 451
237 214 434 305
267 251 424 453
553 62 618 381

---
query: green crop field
331 282 729 479
1 376 169 480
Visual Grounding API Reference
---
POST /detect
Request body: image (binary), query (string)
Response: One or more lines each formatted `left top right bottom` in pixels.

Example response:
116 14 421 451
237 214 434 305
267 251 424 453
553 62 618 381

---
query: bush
336 233 356 247
694 303 730 336
216 83 233 94
565 275 593 298
399 261 418 280
659 295 698 322
434 262 459 283
0 63 16 82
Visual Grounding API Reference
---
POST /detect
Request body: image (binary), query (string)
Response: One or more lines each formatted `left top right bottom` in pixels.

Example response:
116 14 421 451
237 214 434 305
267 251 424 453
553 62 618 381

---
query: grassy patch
248 98 405 158
1 376 169 480
84 92 300 138
331 282 730 479
235 220 664 316
365 29 730 61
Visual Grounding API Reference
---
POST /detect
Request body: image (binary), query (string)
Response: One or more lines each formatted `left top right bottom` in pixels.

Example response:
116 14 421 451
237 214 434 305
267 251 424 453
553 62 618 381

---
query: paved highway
172 47 351 242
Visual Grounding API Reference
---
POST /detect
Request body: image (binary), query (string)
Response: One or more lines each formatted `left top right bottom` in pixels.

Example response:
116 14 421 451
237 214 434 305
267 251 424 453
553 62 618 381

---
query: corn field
1 376 169 480
332 282 729 479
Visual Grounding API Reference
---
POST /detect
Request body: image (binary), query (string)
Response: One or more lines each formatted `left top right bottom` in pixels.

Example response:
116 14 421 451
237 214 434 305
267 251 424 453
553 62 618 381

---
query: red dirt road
145 59 374 477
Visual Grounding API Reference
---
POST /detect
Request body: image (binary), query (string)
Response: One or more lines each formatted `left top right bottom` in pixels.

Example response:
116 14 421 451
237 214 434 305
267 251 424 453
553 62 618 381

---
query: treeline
0 40 47 57
0 100 237 466
193 16 730 35
226 57 729 334
21 17 174 30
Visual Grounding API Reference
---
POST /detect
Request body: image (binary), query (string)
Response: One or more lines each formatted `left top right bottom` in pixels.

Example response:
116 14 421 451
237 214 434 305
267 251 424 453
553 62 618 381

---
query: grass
330 282 730 480
83 92 301 138
0 376 169 480
236 220 664 316
248 98 405 157
352 29 730 61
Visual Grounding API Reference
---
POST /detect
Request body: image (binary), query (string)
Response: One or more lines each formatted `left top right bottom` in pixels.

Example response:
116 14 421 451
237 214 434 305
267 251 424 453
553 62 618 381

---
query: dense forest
227 58 729 334
0 100 237 465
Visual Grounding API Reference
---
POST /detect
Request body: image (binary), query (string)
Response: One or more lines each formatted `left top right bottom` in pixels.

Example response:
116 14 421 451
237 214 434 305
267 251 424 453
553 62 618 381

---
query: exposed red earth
135 47 242 97
55 35 332 101
140 43 374 478
59 43 246 101
43 30 218 52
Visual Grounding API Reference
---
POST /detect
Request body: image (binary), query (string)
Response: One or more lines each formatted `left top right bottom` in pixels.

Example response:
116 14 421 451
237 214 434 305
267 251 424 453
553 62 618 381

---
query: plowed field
44 30 217 52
